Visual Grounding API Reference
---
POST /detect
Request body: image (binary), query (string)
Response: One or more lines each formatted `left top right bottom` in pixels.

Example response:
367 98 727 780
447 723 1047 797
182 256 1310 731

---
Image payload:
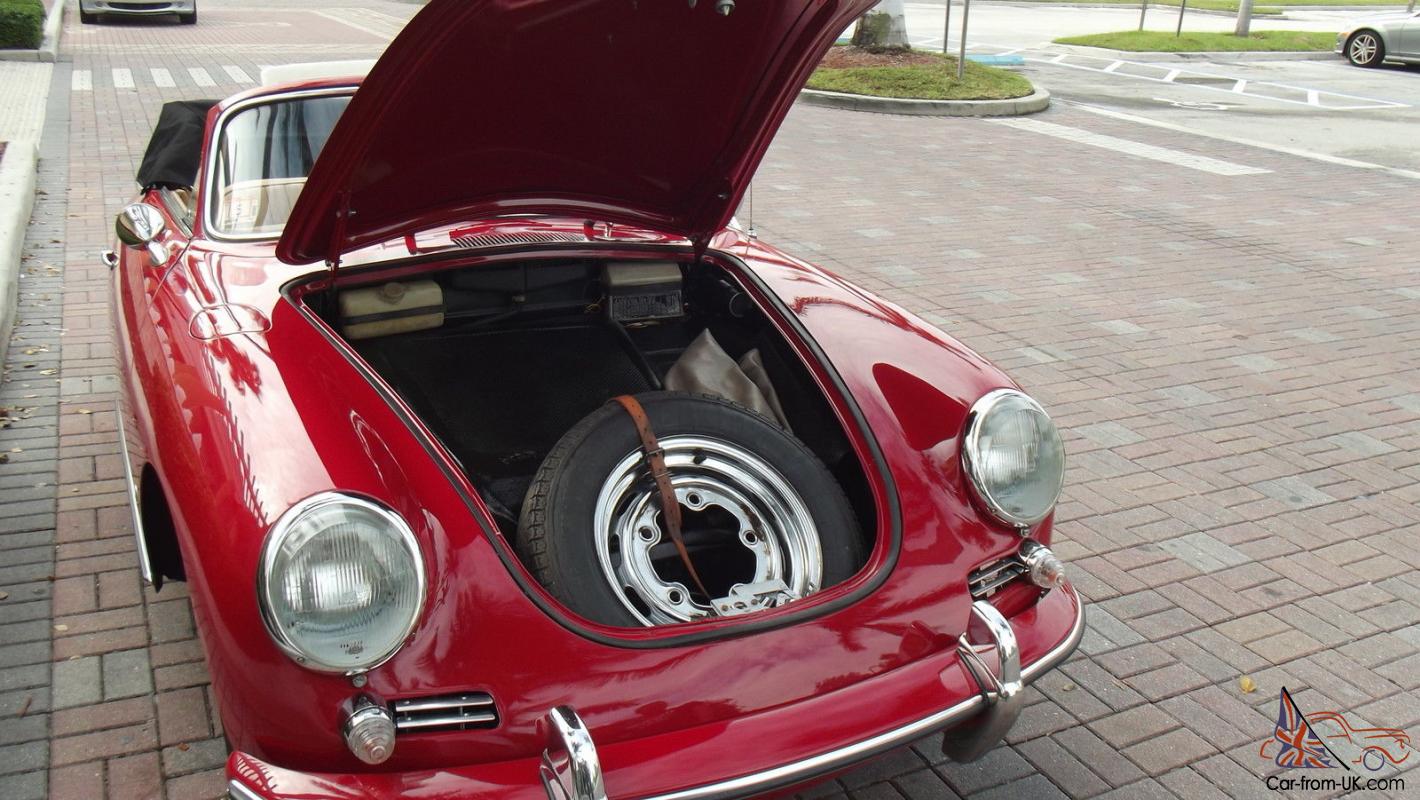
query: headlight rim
961 388 1066 530
257 491 427 676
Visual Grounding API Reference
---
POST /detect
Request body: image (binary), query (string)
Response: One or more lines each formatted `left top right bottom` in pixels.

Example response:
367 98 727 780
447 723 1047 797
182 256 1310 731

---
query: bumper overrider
228 586 1084 800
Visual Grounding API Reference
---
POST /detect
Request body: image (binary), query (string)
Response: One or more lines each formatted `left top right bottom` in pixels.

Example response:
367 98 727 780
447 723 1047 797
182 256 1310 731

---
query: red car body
108 2 1086 798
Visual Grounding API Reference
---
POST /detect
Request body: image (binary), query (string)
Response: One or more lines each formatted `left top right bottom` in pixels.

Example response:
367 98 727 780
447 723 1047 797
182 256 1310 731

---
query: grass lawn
1037 0 1285 14
808 54 1035 101
1054 30 1338 52
1028 0 1407 9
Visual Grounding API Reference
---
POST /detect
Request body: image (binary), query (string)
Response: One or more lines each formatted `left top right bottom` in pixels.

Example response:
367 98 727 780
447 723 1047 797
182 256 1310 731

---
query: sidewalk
0 61 53 366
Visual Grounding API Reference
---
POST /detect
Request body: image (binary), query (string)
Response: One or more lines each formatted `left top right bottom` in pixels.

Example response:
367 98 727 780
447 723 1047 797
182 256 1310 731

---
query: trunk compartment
304 252 879 623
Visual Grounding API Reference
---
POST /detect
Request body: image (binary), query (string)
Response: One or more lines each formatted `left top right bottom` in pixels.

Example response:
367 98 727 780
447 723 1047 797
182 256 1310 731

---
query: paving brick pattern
0 3 1415 799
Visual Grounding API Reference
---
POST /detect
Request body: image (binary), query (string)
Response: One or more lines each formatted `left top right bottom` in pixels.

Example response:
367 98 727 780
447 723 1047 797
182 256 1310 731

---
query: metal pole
943 0 952 58
1235 0 1254 36
957 0 971 79
1138 0 1148 31
1176 0 1187 35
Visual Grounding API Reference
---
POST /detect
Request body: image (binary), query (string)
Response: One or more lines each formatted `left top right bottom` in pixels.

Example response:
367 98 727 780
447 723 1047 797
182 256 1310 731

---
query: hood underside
277 0 875 266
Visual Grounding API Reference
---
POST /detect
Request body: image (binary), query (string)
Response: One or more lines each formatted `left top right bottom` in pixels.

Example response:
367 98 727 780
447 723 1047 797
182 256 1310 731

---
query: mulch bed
820 47 944 69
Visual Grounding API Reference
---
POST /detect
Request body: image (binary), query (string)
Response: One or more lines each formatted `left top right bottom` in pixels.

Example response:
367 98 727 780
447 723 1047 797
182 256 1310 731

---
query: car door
1399 12 1420 57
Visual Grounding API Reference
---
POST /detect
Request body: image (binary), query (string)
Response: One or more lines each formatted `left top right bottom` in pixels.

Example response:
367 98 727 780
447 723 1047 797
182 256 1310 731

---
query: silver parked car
79 0 197 25
1337 10 1420 67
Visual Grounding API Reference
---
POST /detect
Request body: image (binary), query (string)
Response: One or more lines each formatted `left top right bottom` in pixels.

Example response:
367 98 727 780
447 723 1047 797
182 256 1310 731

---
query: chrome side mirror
116 203 169 264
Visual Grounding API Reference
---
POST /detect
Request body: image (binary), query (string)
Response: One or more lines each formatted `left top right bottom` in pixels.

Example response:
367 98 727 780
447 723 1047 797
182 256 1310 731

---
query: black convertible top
136 100 218 189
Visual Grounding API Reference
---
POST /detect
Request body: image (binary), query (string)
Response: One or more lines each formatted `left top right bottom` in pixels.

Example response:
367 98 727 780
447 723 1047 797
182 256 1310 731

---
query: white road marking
112 68 133 89
991 118 1271 177
151 68 175 88
71 70 91 91
224 65 254 84
311 9 399 40
1064 101 1420 181
188 67 216 88
1019 49 1409 111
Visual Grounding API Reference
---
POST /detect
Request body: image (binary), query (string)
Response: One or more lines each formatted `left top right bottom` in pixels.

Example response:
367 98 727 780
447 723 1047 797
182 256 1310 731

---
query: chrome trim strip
643 588 1086 800
114 399 155 585
395 711 498 730
227 780 265 800
394 694 495 714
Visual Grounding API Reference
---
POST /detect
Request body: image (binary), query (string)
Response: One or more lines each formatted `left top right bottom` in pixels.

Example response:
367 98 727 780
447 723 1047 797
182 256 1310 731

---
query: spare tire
517 392 864 627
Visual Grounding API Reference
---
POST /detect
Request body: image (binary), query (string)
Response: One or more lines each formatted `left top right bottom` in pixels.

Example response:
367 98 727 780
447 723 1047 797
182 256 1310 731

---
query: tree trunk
1235 0 1254 37
852 0 910 51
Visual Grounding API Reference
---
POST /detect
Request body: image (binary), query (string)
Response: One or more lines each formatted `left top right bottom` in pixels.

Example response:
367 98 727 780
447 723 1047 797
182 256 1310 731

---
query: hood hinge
326 190 354 272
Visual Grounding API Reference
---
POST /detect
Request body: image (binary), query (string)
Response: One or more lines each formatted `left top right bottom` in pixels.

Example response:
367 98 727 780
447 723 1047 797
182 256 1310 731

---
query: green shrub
0 0 44 50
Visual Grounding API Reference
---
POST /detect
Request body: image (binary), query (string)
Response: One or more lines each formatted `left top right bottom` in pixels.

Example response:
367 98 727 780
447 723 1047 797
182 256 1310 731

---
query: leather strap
612 396 713 605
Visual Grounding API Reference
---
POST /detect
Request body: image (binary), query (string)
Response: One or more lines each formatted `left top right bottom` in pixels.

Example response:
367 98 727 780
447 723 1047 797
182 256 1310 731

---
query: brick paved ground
0 3 1417 799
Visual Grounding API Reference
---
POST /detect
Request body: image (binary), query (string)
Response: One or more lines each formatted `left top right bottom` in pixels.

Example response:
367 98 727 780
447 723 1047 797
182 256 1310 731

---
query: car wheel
180 9 197 24
1347 31 1385 67
79 9 96 23
518 392 864 628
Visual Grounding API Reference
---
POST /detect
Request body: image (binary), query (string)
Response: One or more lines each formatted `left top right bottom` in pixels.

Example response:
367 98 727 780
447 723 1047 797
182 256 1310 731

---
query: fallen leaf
17 695 32 717
0 454 8 464
77 409 93 415
54 624 68 632
1239 675 1257 694
0 591 9 601
177 743 190 752
39 369 57 376
1060 682 1076 692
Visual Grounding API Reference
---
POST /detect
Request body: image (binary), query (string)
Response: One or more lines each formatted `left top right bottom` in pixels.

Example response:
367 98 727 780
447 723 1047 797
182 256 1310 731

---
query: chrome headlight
258 493 426 674
962 390 1066 529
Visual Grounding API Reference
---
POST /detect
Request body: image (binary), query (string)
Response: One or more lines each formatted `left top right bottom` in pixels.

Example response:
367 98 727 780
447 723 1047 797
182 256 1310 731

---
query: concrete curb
1045 43 1338 62
797 87 1051 117
0 0 67 63
0 140 39 368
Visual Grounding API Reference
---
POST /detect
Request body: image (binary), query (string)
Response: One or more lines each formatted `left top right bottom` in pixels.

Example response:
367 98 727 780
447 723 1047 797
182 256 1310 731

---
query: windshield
210 94 350 237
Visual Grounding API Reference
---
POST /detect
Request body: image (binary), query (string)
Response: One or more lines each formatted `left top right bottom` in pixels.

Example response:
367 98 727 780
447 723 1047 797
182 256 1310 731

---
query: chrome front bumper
226 592 1083 800
539 595 1081 800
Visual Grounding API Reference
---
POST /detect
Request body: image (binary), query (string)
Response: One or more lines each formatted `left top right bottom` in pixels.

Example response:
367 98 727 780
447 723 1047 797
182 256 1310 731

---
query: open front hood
277 0 875 266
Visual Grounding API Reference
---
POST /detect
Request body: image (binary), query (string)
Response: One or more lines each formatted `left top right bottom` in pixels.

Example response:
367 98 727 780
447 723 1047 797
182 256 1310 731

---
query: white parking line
188 67 216 88
1063 101 1420 181
991 118 1271 177
151 68 175 88
72 70 91 91
112 68 133 89
1036 52 1407 111
224 65 254 84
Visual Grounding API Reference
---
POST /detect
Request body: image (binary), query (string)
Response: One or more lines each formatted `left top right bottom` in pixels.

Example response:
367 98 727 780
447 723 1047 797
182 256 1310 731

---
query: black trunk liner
355 322 652 482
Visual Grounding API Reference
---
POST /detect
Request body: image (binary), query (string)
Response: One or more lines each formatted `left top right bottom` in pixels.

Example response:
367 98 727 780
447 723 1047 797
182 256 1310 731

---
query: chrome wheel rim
1350 34 1378 64
593 435 823 626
